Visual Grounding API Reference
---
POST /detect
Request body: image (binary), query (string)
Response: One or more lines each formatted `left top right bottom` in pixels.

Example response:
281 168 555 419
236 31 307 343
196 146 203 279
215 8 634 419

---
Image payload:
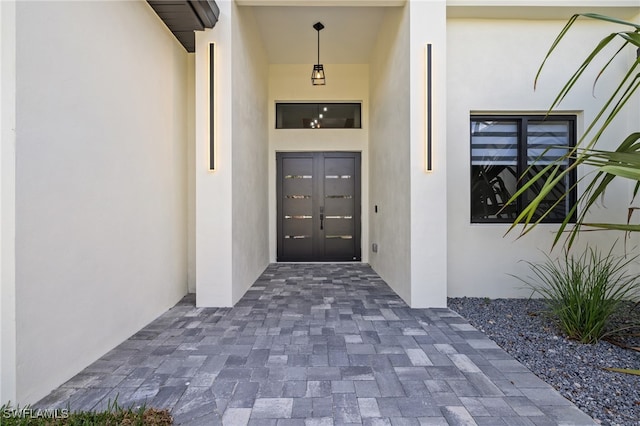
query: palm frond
505 13 640 249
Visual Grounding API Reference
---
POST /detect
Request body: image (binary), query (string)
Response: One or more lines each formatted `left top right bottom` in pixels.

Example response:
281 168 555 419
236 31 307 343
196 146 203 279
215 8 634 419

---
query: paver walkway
36 264 595 425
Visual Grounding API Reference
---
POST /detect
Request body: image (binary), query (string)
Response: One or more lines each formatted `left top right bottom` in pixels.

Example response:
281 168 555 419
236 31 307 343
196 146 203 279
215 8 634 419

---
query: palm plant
505 13 640 248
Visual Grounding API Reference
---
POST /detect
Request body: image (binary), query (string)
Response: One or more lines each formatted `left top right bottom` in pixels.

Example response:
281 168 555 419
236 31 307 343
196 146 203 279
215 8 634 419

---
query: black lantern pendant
311 22 325 86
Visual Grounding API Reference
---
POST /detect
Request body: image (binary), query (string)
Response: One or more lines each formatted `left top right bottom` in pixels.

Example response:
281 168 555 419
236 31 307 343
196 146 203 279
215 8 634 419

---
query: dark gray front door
277 152 361 262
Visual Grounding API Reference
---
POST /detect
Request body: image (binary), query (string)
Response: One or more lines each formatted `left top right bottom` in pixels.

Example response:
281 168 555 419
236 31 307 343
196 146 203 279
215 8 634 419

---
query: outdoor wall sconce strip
311 22 326 85
209 43 215 170
425 43 433 172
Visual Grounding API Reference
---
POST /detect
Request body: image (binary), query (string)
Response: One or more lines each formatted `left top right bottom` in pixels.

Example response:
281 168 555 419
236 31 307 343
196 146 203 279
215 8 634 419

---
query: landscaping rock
448 297 640 426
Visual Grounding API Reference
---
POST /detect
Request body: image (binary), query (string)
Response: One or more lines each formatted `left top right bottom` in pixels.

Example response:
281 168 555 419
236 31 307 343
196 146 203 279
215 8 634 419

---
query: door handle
319 206 324 230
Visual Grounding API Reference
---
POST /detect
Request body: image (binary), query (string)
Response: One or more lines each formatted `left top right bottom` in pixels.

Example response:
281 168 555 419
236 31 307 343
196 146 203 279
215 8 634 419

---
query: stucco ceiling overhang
236 1 406 5
240 0 406 64
242 0 638 65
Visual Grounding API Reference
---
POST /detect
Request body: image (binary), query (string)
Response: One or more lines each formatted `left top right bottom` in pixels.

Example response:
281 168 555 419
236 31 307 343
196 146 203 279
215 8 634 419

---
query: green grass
1 400 173 425
516 245 640 344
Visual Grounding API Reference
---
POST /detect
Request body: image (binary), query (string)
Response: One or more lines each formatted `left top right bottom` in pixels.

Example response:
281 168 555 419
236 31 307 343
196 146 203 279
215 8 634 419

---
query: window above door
276 103 362 129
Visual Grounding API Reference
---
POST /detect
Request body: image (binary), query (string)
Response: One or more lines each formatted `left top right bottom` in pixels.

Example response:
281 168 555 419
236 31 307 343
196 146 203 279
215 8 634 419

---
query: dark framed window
276 103 361 129
470 115 577 223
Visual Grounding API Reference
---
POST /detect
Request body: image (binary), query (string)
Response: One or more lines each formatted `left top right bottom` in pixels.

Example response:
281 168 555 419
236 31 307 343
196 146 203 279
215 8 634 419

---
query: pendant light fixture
311 22 326 85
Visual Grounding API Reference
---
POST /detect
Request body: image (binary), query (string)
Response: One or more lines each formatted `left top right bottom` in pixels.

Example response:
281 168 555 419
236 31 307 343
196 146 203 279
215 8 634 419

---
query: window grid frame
470 114 578 224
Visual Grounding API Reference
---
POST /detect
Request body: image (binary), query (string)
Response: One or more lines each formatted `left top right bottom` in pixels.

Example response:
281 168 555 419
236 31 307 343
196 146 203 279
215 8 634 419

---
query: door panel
322 154 358 260
279 155 315 261
277 152 361 262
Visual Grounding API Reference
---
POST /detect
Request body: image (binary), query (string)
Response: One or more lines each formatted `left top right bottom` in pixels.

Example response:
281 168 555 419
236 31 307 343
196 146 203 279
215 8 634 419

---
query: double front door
277 152 361 262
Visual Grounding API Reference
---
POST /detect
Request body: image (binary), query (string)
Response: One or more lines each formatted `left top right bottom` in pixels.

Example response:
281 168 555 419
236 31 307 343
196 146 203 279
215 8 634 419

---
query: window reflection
276 103 362 129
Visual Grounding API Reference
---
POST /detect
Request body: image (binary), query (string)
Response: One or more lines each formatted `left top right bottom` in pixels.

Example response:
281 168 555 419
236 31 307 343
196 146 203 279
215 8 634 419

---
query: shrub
517 245 640 344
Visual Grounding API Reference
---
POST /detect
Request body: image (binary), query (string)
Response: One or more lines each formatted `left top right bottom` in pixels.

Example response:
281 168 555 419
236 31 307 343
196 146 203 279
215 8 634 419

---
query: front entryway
276 152 361 262
33 263 597 426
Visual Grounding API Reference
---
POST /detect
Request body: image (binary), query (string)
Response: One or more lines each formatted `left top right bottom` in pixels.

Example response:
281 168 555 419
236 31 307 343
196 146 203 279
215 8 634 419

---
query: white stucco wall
446 16 638 298
268 64 370 264
631 10 640 282
369 5 412 304
627 9 640 277
0 0 17 406
187 54 197 294
14 1 189 403
196 1 270 307
409 0 448 308
196 3 233 307
231 4 270 304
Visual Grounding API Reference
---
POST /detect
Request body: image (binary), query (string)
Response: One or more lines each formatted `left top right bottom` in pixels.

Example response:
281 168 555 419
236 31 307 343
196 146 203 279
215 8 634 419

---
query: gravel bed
448 297 640 426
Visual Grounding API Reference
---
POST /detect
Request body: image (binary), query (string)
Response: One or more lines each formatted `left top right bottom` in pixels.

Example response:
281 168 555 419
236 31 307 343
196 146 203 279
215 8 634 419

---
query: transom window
470 115 577 223
276 103 361 129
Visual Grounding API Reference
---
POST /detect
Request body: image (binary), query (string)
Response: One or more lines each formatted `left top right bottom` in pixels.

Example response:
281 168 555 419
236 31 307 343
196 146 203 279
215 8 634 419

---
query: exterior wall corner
0 0 17 405
409 0 448 308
